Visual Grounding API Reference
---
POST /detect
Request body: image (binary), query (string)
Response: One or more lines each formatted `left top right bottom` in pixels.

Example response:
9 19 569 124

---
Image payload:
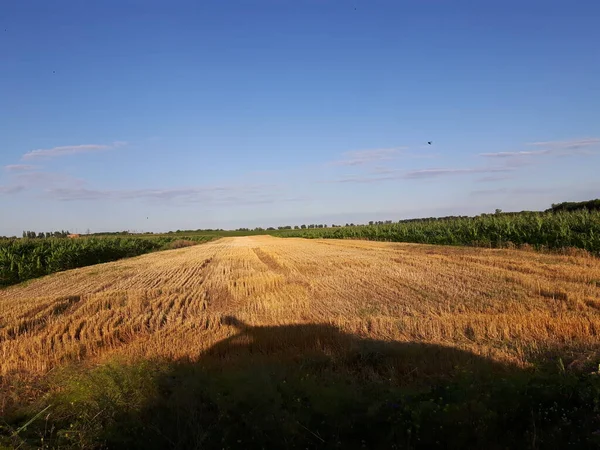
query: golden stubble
1 236 600 410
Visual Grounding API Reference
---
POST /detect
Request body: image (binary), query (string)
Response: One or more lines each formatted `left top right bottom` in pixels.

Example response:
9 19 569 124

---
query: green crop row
0 236 213 287
276 210 600 253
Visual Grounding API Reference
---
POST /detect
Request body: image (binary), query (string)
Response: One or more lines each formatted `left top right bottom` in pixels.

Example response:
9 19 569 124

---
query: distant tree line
91 231 131 236
547 199 600 213
14 199 599 241
164 229 226 234
22 230 71 239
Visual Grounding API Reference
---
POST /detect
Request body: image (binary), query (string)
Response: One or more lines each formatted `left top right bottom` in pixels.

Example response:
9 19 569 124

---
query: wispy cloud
0 185 25 194
480 137 600 159
476 174 515 183
528 138 600 150
0 169 84 195
330 166 514 183
403 167 512 179
47 186 226 202
370 166 397 175
22 141 127 160
15 171 86 189
3 164 288 206
471 187 557 196
330 147 406 166
45 183 284 205
4 164 38 172
333 176 393 184
479 150 550 158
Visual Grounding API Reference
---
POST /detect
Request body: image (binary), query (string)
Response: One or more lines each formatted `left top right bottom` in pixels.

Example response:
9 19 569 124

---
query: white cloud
479 150 550 158
403 167 512 179
480 137 600 159
2 162 288 206
471 187 558 196
45 183 286 205
0 185 25 194
22 141 127 160
333 176 391 184
331 166 514 183
15 171 86 189
476 174 515 183
4 164 38 172
528 138 600 149
330 147 406 166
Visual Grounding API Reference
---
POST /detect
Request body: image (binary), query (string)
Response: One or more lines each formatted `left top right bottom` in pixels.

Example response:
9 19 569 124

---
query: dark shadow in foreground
7 317 600 449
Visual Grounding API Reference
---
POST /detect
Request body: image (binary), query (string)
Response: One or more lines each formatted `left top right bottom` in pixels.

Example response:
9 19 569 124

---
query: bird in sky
427 141 432 145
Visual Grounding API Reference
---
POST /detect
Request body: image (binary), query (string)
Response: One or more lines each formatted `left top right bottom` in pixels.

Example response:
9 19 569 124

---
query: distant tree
294 225 299 230
495 209 503 215
547 199 600 213
369 221 374 226
301 224 306 229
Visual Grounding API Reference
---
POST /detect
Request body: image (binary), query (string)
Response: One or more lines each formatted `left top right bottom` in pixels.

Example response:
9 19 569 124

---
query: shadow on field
8 317 600 449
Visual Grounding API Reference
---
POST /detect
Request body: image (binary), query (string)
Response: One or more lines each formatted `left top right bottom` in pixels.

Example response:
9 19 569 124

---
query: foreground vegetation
4 336 600 449
0 236 213 287
1 236 599 448
277 210 600 253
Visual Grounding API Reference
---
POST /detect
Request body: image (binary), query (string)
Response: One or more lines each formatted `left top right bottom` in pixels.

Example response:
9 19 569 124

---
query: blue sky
1 0 599 235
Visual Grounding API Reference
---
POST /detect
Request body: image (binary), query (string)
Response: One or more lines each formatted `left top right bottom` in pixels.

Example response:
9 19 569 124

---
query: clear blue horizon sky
1 0 599 235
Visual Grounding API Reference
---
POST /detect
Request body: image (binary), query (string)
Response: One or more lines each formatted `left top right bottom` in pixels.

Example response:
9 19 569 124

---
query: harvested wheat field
3 235 600 375
2 236 600 448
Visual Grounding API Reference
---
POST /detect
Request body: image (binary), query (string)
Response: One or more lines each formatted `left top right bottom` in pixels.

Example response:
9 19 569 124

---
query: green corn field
0 236 213 287
277 210 600 253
